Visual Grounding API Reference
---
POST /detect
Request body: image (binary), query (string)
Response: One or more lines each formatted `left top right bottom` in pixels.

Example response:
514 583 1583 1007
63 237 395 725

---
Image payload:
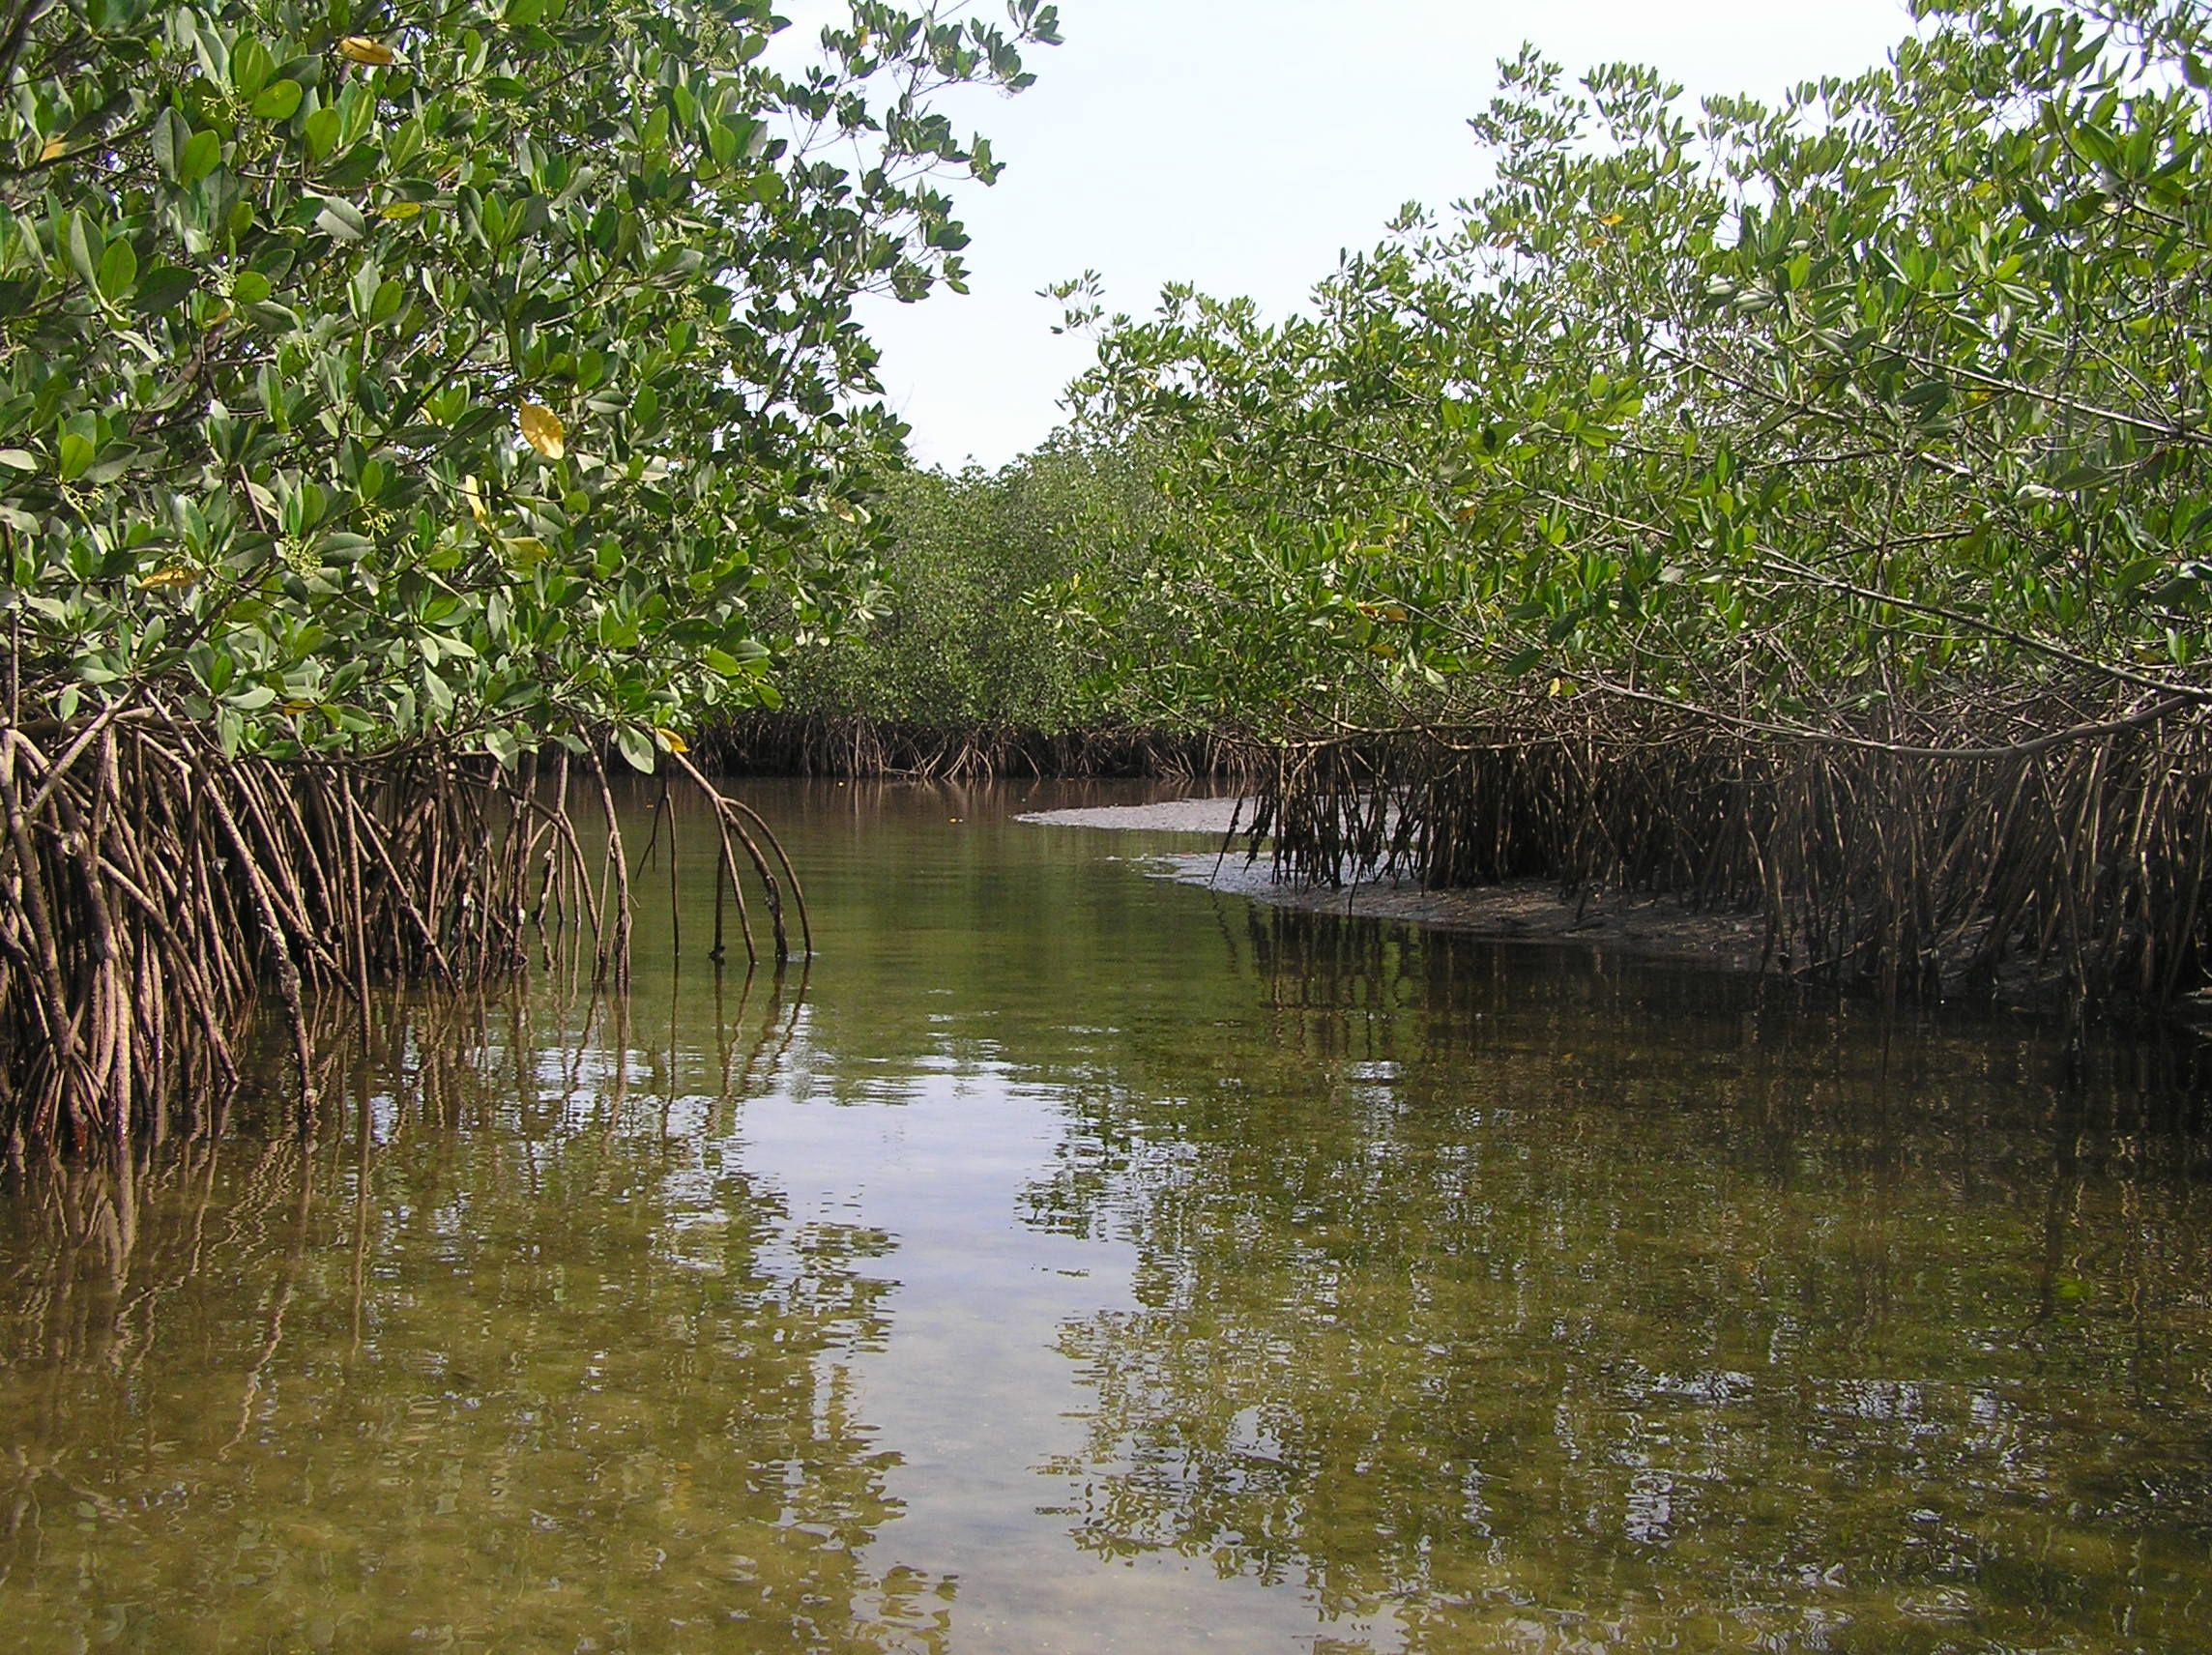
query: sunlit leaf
520 403 567 459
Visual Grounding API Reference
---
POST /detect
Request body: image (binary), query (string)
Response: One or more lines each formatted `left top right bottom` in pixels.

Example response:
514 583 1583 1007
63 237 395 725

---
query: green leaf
131 265 198 312
313 197 368 243
231 37 274 101
2114 557 2165 596
421 667 453 718
56 433 94 481
179 130 221 184
252 78 304 121
152 110 189 183
1498 646 1545 677
385 119 424 169
64 214 99 285
349 257 381 319
615 725 655 773
302 106 341 160
96 238 137 301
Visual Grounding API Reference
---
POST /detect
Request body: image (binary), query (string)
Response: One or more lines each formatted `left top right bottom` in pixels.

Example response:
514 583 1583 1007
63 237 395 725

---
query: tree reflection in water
0 982 953 1654
1025 907 2212 1652
5 784 2212 1655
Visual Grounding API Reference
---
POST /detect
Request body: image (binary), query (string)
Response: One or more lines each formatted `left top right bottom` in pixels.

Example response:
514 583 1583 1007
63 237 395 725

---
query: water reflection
0 780 2207 1653
1027 906 2212 1651
0 987 950 1653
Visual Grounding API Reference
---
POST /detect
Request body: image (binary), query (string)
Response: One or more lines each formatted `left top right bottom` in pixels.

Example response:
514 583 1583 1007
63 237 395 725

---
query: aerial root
0 720 804 1156
1248 687 2209 1015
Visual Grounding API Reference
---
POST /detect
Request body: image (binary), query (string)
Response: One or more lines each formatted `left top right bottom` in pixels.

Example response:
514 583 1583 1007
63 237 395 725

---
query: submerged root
0 720 805 1157
1248 688 2212 1016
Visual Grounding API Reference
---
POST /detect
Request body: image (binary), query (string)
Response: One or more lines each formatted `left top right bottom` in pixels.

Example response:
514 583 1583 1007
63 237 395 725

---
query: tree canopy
1060 0 2212 753
1 0 1060 769
764 437 1163 731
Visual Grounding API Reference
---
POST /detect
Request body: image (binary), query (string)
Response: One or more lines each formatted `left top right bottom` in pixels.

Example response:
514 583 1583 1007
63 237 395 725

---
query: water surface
3 779 2210 1652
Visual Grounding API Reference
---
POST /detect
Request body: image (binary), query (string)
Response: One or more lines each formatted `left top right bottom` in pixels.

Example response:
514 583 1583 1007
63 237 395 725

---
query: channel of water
2 778 2208 1652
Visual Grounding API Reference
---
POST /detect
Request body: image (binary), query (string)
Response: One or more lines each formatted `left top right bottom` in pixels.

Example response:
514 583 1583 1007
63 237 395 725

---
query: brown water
3 778 2211 1653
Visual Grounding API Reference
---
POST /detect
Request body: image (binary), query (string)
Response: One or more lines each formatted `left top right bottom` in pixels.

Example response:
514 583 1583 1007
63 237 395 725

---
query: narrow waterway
3 778 2209 1653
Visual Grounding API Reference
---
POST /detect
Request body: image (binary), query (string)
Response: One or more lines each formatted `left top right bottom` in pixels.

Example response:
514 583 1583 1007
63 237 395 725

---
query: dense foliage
765 438 1162 730
1041 0 2212 1007
1 0 1060 768
1062 0 2212 749
0 0 1062 1150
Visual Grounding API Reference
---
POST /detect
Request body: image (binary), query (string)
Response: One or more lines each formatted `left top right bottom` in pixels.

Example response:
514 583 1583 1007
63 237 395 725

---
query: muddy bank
1015 796 1250 835
1019 796 1768 973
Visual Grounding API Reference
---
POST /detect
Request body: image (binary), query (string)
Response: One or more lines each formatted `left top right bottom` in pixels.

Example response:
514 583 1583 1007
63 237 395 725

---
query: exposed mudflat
1017 795 1766 972
1014 796 1252 835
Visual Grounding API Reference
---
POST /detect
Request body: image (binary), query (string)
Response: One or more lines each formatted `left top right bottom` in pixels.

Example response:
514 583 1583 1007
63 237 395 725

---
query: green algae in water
3 779 2210 1652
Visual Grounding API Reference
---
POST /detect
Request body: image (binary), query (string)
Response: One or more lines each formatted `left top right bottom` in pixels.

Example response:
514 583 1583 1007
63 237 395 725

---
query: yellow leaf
460 475 490 528
654 727 688 755
500 535 548 565
140 566 198 590
519 403 566 460
1598 212 1624 227
338 36 395 65
38 136 67 162
281 699 317 715
378 200 424 220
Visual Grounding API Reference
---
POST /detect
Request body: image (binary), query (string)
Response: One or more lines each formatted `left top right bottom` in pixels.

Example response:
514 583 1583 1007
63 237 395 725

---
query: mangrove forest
4 0 2212 1648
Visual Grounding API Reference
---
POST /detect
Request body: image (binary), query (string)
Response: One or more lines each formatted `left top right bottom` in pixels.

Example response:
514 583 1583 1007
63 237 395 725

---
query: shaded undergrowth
693 712 1253 780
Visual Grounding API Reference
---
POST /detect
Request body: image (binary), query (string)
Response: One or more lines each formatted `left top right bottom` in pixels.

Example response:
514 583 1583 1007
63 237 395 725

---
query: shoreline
1021 795 2212 1026
1018 796 1769 973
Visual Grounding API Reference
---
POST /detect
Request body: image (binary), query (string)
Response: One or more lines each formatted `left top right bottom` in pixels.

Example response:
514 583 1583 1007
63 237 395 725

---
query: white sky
802 0 1923 469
